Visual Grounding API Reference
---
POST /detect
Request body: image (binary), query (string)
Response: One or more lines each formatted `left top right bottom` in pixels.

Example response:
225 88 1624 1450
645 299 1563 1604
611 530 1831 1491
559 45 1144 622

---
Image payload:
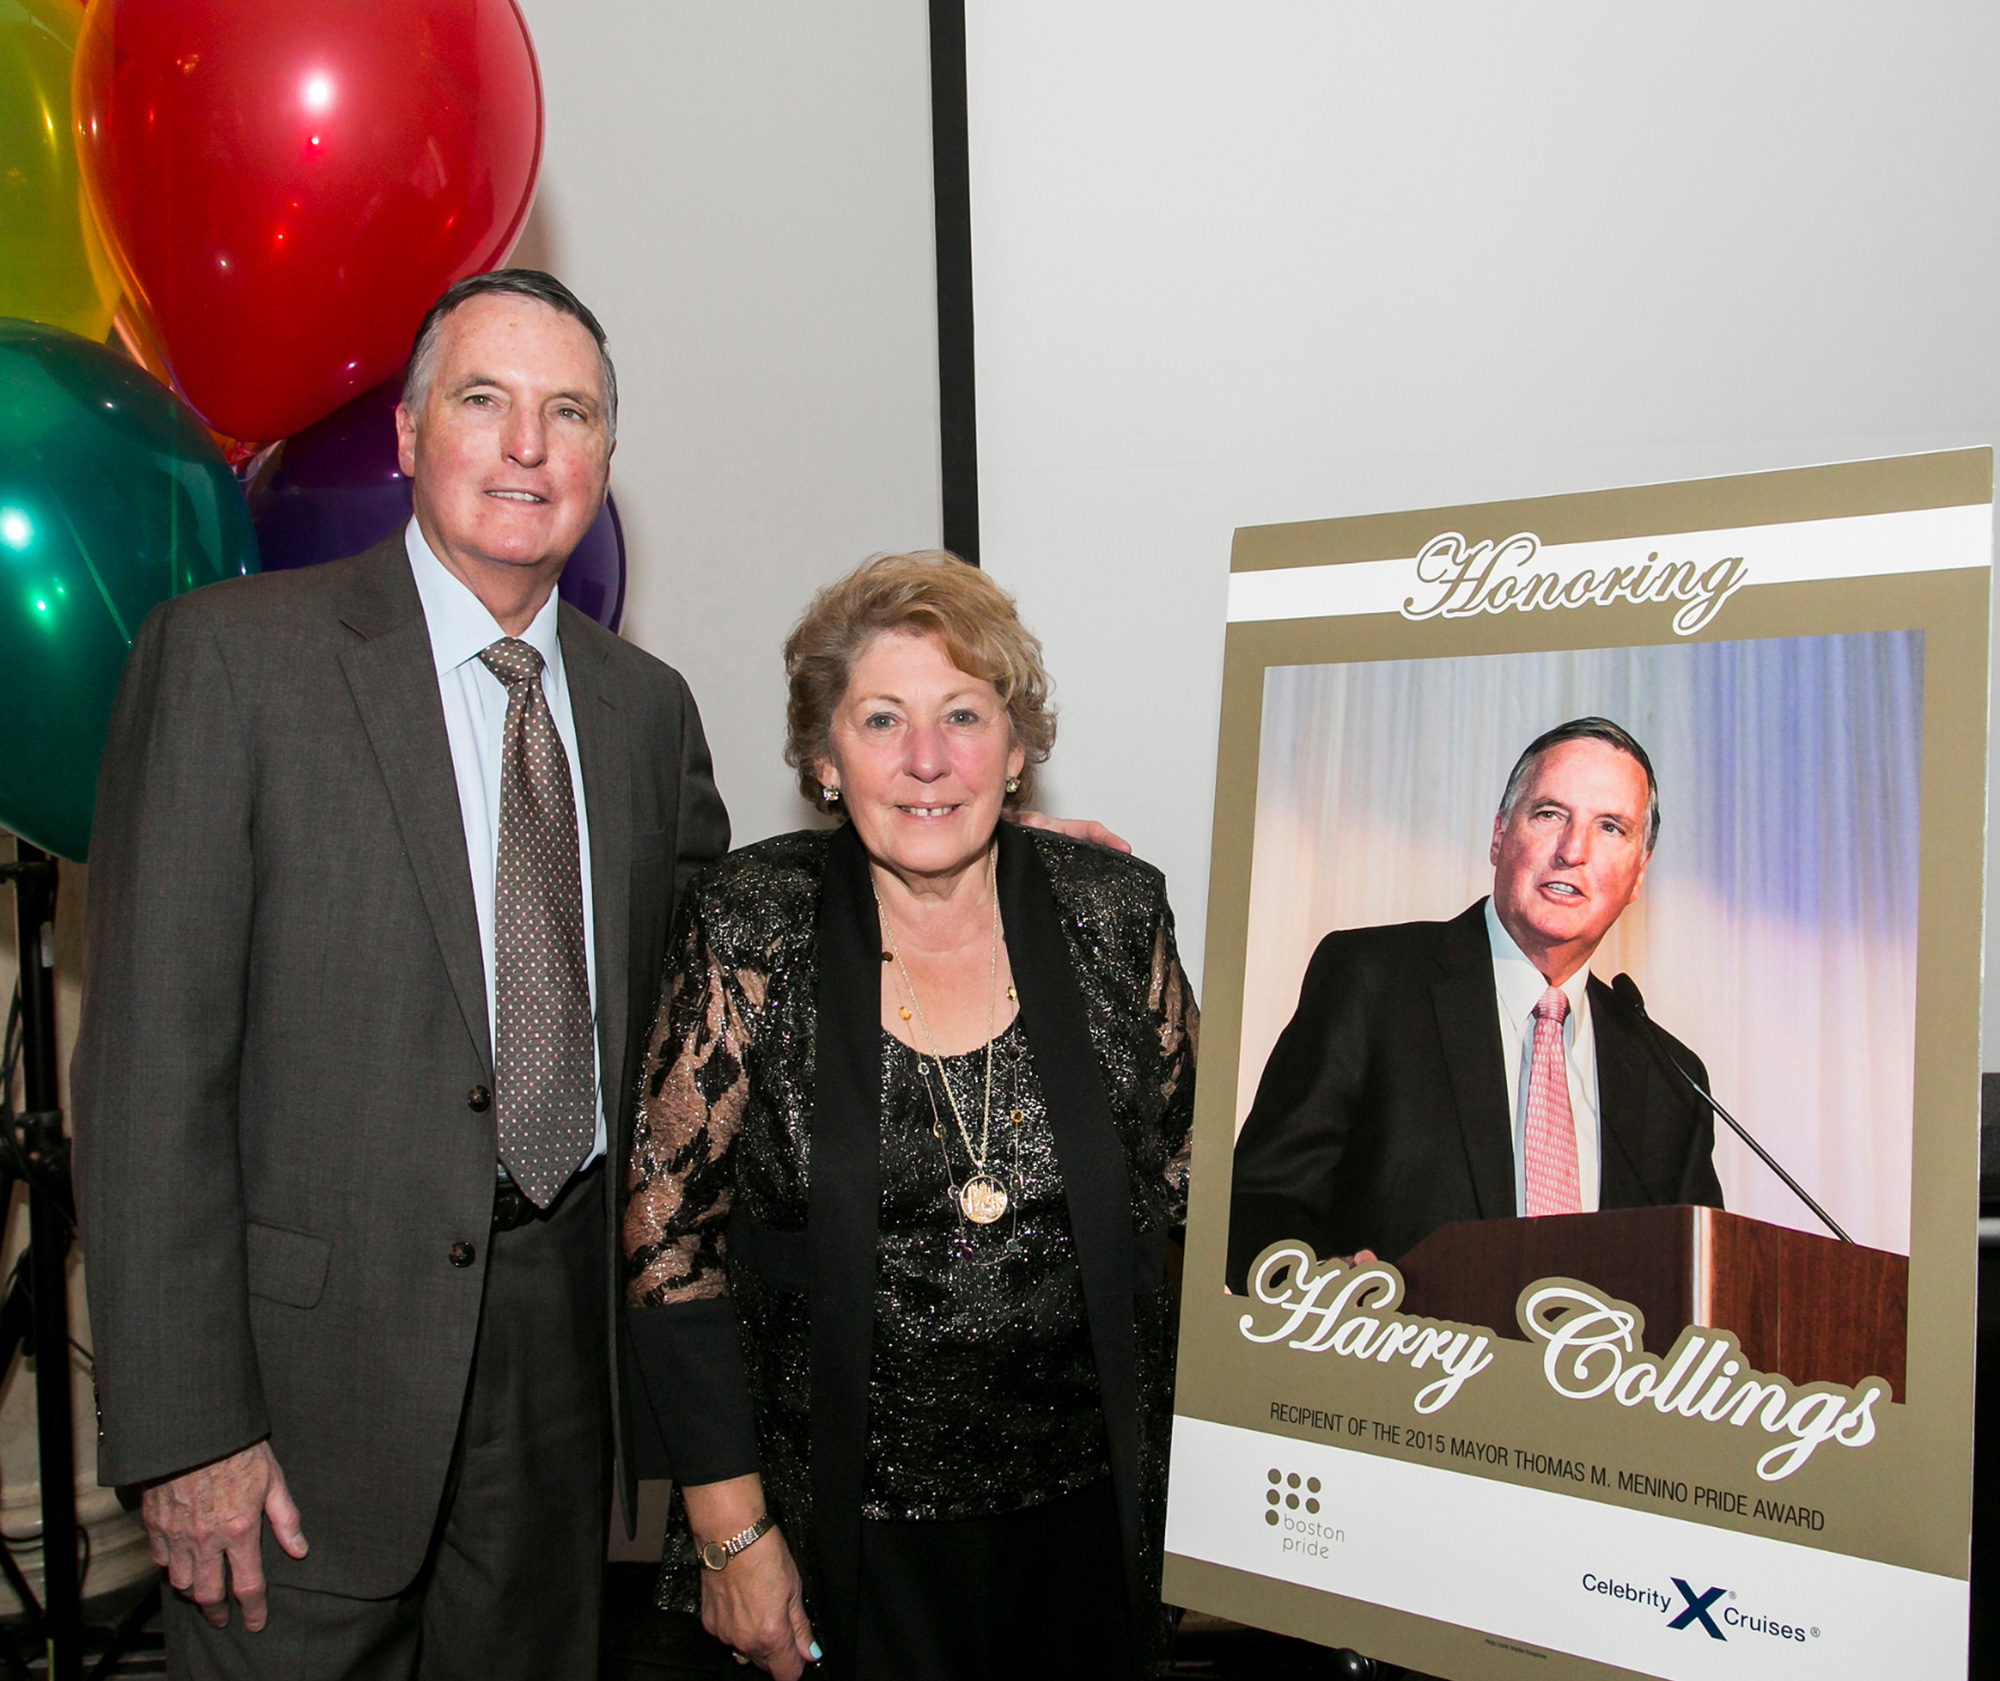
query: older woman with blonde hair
622 553 1196 1680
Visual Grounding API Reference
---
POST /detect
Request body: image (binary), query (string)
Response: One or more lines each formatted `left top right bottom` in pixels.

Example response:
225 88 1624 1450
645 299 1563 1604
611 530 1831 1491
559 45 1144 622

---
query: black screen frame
929 0 980 566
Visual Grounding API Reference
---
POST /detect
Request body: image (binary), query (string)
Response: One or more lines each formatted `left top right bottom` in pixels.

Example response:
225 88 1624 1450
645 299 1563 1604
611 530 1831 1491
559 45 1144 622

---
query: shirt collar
1484 895 1592 1035
404 516 564 680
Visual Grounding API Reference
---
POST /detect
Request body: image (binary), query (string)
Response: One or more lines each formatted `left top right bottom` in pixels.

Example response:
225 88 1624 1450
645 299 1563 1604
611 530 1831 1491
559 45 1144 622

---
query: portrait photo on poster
1229 630 1921 1268
1166 450 1989 1681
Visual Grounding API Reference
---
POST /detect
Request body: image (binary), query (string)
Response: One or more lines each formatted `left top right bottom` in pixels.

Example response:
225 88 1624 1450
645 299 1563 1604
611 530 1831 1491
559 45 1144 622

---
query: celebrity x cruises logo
1583 1571 1820 1645
1667 1579 1725 1640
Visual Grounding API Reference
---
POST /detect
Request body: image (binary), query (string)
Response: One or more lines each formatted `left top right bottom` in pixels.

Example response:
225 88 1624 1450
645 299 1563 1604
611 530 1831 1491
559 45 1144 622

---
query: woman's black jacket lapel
804 820 1147 1666
805 821 884 1666
993 822 1145 1623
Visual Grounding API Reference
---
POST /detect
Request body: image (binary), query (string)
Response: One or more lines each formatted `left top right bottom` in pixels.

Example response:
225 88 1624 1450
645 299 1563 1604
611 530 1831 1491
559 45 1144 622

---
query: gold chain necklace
909 1036 1024 1246
875 845 1011 1224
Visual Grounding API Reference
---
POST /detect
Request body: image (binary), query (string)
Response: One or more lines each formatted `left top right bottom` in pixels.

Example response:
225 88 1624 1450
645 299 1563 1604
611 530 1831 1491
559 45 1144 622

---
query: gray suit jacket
72 533 729 1596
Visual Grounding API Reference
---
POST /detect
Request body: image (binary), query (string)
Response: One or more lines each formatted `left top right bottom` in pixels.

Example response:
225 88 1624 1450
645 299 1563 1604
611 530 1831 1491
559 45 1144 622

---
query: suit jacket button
467 1086 491 1112
448 1241 476 1268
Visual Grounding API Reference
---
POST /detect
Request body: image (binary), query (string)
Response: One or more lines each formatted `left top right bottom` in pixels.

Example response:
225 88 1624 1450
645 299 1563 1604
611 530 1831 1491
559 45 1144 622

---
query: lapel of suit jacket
560 607 633 1115
1429 899 1517 1219
337 536 491 1069
1586 975 1649 1205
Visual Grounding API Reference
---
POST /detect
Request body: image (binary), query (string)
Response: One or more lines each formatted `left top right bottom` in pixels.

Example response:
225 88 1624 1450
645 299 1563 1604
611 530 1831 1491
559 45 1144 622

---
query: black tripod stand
0 841 157 1680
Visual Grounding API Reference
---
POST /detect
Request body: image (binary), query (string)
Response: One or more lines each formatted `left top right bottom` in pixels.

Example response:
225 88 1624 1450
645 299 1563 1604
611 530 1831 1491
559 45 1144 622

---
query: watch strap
698 1511 775 1570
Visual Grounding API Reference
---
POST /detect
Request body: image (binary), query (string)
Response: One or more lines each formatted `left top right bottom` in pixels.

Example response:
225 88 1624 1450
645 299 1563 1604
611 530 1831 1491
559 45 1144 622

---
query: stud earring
820 785 841 805
1005 776 1020 795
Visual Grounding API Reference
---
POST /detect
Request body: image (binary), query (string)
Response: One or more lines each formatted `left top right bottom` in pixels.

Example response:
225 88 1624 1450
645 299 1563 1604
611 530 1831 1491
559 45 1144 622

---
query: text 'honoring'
1401 532 1748 635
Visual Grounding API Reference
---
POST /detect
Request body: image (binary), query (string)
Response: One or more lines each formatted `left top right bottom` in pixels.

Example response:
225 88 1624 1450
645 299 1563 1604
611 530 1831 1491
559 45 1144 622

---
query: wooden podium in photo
1394 1205 1909 1401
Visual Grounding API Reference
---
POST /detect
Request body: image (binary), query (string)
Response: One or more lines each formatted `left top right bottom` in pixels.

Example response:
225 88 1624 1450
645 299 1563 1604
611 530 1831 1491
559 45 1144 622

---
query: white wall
514 1 2000 1045
963 1 2000 1032
514 0 944 850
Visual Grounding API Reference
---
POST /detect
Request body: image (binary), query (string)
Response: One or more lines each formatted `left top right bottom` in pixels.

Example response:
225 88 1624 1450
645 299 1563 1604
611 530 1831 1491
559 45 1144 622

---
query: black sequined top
623 826 1197 1639
869 1019 1107 1519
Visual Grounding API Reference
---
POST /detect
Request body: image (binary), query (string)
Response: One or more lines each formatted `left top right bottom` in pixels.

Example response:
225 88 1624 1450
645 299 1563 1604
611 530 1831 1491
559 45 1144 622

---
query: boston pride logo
1581 1572 1820 1645
1262 1466 1343 1559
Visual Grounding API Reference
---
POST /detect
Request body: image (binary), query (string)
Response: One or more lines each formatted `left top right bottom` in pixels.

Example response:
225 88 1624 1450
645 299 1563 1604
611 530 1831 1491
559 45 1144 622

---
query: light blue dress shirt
404 518 605 1168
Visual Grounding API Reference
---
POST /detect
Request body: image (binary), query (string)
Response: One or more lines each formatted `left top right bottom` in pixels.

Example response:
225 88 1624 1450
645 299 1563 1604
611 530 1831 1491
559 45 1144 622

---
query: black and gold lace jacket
622 821 1196 1671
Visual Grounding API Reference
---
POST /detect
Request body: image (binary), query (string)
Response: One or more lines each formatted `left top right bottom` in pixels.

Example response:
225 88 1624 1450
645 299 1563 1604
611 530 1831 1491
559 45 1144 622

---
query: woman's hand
684 1474 819 1676
700 1525 816 1676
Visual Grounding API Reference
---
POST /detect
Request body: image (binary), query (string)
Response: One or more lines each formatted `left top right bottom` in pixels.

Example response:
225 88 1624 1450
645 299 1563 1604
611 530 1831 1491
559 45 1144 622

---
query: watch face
700 1541 728 1571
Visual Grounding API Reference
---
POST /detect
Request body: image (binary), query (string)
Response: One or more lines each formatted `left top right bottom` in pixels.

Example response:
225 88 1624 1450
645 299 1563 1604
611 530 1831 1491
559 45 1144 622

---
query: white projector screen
961 0 2000 1055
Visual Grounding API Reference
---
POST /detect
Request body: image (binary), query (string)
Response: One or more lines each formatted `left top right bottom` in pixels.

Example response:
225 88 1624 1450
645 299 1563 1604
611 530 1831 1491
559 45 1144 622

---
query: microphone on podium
1609 973 1854 1245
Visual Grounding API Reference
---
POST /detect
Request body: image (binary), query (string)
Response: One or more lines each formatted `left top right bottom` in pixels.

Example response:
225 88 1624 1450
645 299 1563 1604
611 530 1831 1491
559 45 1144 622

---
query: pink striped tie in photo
1523 985 1582 1216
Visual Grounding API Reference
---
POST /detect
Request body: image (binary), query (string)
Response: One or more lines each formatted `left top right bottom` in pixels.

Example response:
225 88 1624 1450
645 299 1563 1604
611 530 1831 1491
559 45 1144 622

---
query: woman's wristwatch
697 1512 775 1571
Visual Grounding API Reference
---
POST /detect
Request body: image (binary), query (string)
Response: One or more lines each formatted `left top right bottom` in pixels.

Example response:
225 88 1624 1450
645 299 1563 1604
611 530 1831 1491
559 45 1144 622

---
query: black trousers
853 1478 1132 1681
163 1167 610 1681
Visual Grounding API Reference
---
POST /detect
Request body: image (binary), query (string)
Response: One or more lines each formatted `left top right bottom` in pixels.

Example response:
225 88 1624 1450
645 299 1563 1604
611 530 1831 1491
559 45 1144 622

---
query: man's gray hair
401 268 617 445
1497 717 1661 851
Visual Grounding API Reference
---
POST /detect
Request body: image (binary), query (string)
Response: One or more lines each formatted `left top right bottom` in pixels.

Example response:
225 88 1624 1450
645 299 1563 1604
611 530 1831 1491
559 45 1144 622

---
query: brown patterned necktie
479 637 596 1207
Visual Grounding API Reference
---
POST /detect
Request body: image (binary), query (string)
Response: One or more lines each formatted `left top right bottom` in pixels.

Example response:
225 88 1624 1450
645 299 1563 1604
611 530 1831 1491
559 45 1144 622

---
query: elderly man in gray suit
72 270 725 1677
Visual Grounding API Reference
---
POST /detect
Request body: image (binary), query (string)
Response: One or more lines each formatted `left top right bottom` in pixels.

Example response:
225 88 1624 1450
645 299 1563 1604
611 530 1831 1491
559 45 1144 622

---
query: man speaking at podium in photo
1227 717 1723 1292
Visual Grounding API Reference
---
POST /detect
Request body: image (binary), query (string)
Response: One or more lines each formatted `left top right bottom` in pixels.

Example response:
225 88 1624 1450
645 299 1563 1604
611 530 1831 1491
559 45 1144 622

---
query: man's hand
1009 811 1132 854
141 1441 308 1632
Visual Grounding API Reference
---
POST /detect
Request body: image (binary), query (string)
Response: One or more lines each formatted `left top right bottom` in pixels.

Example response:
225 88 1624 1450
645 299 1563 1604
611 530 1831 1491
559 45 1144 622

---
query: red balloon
73 0 542 445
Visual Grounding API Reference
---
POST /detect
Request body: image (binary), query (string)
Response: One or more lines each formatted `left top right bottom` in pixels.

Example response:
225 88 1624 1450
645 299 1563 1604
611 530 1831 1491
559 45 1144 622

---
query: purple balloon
249 378 626 632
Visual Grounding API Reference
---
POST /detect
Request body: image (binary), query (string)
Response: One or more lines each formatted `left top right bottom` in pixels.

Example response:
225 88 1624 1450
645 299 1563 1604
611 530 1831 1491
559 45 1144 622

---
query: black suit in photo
1226 899 1722 1291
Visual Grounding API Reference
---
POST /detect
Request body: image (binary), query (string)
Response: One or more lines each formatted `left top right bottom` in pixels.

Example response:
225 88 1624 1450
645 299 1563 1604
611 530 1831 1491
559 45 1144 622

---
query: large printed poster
1164 452 1990 1679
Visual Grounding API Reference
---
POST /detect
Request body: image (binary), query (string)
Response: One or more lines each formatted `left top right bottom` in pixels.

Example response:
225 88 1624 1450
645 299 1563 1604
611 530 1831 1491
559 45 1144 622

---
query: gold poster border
1171 449 1990 1674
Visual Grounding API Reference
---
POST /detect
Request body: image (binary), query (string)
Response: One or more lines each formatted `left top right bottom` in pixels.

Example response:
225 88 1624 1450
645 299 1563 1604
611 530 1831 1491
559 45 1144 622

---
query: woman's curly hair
783 551 1056 810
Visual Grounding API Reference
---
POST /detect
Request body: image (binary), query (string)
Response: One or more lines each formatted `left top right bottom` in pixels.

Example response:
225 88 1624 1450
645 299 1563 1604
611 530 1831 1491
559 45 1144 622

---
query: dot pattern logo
1264 1467 1323 1525
481 637 596 1208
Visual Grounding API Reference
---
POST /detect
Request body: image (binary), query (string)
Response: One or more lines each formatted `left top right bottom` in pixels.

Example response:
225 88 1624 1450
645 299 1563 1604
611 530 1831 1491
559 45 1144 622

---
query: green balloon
0 318 256 860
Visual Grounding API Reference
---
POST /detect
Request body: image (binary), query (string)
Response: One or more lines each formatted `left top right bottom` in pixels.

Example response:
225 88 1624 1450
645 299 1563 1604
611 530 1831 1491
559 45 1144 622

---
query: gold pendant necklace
876 845 1010 1224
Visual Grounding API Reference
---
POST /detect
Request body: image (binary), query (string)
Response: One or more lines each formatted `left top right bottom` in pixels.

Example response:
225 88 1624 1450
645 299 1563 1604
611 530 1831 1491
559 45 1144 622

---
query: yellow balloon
0 0 118 339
